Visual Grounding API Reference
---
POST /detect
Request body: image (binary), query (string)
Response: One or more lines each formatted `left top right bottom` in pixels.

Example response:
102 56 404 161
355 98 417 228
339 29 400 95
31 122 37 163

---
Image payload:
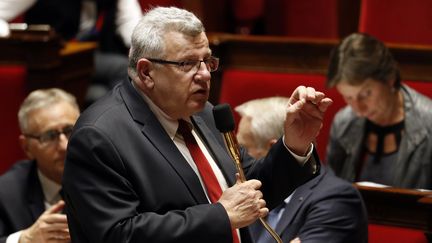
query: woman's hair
326 33 400 88
235 96 289 150
18 88 79 133
128 6 205 77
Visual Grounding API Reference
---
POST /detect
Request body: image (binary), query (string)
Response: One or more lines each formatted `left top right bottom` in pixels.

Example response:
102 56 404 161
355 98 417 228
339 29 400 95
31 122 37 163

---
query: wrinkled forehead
26 102 79 132
162 31 210 59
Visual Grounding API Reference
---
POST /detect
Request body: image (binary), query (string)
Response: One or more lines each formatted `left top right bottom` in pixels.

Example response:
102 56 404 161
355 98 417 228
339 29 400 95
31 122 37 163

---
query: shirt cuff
282 135 313 165
0 19 10 37
6 230 22 243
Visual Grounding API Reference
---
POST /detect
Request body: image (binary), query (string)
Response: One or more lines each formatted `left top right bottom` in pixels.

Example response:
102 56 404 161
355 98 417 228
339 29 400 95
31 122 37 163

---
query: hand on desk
20 200 70 243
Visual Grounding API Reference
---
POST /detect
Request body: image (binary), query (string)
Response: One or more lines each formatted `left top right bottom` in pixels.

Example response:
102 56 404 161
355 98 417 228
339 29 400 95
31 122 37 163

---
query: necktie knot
178 119 192 134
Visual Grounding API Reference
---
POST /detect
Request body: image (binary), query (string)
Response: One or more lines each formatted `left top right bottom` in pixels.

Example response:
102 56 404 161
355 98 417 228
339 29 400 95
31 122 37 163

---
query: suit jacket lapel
275 169 325 235
27 163 45 220
192 116 237 186
120 80 209 204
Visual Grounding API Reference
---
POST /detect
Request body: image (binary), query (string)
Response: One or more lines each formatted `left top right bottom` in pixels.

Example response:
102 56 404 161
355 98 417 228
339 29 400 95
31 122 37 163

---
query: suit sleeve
294 183 368 243
242 138 320 210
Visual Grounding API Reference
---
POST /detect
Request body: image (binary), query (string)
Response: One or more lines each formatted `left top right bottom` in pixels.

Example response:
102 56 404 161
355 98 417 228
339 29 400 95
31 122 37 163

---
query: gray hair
326 33 400 88
18 88 79 133
128 6 205 77
235 97 289 150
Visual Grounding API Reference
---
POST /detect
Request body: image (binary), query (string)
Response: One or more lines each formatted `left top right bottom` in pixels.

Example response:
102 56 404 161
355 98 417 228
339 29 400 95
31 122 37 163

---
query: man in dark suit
0 88 80 243
62 6 333 243
235 97 368 243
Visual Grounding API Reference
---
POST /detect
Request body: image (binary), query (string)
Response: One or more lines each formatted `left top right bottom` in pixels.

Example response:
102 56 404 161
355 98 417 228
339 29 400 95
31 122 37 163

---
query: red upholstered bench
0 65 27 174
369 224 428 243
359 0 432 46
218 69 345 161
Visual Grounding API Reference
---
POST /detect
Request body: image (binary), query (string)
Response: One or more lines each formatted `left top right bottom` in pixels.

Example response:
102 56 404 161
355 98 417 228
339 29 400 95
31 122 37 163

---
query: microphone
213 103 282 243
213 103 245 181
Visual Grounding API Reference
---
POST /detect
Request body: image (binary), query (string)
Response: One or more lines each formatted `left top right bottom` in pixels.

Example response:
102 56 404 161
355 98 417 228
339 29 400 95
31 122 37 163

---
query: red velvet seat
0 65 27 174
359 0 432 45
218 69 345 160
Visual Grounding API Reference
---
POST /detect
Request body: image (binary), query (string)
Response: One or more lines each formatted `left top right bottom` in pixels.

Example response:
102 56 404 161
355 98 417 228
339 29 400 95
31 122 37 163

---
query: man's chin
187 101 206 114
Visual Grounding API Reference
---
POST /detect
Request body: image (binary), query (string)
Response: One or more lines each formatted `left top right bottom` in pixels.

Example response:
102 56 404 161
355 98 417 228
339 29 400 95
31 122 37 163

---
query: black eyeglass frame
24 125 74 145
146 56 219 73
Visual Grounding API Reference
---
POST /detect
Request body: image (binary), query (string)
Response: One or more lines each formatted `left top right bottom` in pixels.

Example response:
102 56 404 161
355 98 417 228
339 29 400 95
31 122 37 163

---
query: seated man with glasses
0 88 79 243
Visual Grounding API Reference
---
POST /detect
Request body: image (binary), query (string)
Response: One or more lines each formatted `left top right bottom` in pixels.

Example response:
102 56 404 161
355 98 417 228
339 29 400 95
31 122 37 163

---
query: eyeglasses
147 56 219 73
24 125 74 145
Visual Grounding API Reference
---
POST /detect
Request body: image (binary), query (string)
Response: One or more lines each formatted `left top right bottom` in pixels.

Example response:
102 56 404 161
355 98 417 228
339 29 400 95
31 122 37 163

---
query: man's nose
57 133 69 150
195 62 211 81
351 100 368 117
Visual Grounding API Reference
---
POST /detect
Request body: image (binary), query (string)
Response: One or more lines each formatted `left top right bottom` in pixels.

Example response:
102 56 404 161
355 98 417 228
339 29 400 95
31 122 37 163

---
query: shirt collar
284 190 296 204
131 81 191 140
37 170 61 204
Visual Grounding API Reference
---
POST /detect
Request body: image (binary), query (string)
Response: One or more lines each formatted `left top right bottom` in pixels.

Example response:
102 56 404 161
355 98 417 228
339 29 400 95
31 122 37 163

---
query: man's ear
19 135 35 160
136 58 154 90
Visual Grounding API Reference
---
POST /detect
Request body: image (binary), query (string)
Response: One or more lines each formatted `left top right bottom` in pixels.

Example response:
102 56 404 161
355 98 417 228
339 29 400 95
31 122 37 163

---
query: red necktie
177 119 240 243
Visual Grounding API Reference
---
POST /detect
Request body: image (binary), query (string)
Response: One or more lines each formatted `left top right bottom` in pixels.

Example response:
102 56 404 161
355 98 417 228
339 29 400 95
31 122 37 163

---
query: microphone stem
222 133 245 182
222 133 283 243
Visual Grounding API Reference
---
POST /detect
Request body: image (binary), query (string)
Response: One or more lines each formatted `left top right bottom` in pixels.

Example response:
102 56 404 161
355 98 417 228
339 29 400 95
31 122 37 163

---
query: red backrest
139 0 182 11
405 80 432 99
359 0 432 45
0 65 27 174
369 224 428 243
232 0 264 23
218 69 345 161
265 0 339 38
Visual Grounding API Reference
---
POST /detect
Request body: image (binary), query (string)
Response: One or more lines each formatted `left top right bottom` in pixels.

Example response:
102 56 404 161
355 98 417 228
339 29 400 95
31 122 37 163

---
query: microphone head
213 103 235 133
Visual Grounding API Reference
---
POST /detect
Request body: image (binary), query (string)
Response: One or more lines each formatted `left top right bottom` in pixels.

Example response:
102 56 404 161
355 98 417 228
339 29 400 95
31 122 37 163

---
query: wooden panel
0 25 96 108
356 185 432 232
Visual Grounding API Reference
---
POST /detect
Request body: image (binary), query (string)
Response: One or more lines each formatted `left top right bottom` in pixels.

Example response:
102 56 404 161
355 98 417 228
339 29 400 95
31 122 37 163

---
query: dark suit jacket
0 160 45 243
250 167 368 243
63 79 319 243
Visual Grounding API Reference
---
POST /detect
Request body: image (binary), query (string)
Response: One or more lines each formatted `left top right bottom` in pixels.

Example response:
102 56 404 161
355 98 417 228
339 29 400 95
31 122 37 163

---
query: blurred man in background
0 88 80 243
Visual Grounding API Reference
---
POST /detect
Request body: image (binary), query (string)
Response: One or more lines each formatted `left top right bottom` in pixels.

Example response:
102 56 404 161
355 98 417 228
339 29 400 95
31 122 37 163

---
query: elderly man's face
147 31 213 119
20 101 79 184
